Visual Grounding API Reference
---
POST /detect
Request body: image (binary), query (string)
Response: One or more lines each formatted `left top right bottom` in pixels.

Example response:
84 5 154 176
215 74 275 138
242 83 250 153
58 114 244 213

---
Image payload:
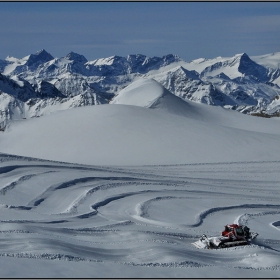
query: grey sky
1 2 280 61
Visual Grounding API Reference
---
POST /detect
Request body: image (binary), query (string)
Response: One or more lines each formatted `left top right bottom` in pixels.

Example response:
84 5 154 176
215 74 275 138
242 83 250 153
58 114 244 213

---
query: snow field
2 79 280 166
0 154 280 277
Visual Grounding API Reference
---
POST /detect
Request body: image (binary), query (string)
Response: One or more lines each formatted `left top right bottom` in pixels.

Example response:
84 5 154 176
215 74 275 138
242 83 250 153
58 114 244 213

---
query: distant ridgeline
1 49 280 127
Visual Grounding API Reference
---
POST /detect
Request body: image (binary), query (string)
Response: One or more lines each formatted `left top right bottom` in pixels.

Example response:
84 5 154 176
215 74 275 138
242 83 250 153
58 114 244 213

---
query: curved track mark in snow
0 172 54 195
194 204 280 227
1 154 280 273
271 221 280 232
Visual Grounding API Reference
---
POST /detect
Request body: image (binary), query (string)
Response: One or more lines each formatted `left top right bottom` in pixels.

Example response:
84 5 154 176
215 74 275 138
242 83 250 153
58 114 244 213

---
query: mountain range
1 49 280 128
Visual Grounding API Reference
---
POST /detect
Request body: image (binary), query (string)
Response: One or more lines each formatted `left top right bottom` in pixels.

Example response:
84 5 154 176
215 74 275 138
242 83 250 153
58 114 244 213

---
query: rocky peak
238 53 269 82
162 54 182 64
26 49 54 67
65 52 88 64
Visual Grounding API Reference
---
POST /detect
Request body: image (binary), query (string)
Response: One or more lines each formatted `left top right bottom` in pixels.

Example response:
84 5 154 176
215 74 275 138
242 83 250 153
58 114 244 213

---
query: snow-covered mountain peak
169 65 200 80
126 54 146 61
88 55 125 66
26 49 54 67
1 49 280 128
227 53 250 66
214 72 231 80
87 54 182 71
199 52 270 82
162 54 182 64
140 54 180 67
239 52 249 58
233 52 247 58
35 49 51 56
65 52 88 64
236 52 269 81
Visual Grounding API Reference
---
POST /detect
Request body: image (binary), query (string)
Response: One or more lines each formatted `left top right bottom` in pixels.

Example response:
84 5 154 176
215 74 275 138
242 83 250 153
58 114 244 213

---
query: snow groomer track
1 153 280 276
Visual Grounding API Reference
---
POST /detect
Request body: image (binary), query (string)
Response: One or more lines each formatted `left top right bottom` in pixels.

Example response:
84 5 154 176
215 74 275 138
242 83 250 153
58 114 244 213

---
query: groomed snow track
1 153 280 277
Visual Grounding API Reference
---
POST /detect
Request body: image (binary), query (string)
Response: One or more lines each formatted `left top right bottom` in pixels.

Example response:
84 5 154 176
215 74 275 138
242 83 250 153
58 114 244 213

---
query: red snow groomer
222 224 249 243
192 224 258 249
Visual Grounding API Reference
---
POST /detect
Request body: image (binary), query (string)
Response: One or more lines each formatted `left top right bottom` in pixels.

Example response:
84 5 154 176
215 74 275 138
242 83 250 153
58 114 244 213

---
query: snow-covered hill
2 78 280 166
1 49 280 128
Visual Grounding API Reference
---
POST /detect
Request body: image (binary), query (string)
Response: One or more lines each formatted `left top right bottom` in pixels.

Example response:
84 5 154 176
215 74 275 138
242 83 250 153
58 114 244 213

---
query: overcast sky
1 2 280 61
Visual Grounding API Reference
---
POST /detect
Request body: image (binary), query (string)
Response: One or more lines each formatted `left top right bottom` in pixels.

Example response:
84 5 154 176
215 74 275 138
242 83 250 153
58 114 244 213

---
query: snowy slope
1 78 280 277
111 78 166 107
199 53 269 81
250 52 280 87
1 153 280 277
251 52 280 70
0 154 280 278
2 78 280 166
3 49 54 76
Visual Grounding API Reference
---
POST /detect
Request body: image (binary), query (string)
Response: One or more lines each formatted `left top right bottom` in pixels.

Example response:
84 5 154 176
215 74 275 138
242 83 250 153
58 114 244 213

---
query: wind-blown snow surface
1 79 280 277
